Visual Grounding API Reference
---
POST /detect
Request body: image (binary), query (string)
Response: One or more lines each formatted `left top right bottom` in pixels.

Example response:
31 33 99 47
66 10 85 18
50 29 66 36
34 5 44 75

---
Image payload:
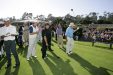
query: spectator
56 24 63 48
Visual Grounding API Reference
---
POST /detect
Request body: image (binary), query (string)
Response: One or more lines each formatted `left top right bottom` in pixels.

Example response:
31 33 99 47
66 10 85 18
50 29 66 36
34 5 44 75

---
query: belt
4 40 15 42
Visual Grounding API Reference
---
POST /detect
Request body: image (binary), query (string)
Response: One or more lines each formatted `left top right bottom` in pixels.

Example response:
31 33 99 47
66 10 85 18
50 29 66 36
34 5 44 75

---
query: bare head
24 22 28 26
32 22 37 27
45 22 50 29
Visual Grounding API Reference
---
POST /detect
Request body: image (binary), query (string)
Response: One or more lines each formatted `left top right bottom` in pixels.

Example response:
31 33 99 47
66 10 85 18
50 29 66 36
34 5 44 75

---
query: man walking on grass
65 22 77 55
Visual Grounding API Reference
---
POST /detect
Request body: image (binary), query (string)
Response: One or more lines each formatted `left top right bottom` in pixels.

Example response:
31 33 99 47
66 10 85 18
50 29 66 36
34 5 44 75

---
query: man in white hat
1 19 20 68
65 22 77 55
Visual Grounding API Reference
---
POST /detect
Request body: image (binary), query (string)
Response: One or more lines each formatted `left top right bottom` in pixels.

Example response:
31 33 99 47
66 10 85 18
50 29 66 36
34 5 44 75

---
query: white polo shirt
2 25 17 41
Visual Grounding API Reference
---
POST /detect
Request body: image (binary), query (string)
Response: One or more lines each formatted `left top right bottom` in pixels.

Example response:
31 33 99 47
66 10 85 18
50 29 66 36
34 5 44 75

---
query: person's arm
30 31 38 35
73 27 78 32
65 28 68 42
56 28 58 35
11 27 18 36
0 27 6 37
44 36 48 46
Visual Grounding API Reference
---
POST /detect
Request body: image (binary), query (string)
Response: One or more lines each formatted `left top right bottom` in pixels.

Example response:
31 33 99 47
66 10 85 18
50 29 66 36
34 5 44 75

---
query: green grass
0 39 113 75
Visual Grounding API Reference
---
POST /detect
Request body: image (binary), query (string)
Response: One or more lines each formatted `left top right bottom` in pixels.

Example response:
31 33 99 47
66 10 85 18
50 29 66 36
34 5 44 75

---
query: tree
22 12 33 20
98 12 113 24
81 16 92 24
64 14 76 25
107 13 113 24
38 15 46 21
52 17 66 27
88 12 98 23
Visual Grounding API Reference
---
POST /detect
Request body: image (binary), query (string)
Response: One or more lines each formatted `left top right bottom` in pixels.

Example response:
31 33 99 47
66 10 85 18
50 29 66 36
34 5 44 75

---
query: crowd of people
0 19 77 68
0 18 113 69
83 28 113 42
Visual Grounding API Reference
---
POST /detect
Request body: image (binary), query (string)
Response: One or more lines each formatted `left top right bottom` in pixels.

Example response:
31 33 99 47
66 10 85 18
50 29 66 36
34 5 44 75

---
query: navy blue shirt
29 26 33 33
19 26 23 35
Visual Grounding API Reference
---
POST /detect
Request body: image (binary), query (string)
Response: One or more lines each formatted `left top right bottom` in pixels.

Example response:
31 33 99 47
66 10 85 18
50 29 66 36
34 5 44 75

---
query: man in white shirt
1 19 20 68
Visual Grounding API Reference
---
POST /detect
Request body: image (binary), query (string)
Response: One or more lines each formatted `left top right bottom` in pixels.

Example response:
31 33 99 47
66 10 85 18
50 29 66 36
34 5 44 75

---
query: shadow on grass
0 57 7 69
4 67 11 75
12 66 20 75
37 42 42 47
28 57 46 75
61 47 66 52
49 50 60 59
38 41 54 47
52 39 57 44
70 53 112 75
77 42 113 51
17 46 28 58
77 42 91 47
4 63 20 75
44 54 77 75
52 38 67 45
94 45 113 50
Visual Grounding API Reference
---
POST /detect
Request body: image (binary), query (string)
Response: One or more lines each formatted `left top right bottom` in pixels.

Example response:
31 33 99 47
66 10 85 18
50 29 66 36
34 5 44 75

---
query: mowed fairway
0 39 113 75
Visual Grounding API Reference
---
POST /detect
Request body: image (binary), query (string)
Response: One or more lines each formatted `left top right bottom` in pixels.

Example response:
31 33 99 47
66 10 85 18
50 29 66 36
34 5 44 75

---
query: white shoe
43 57 46 60
34 56 37 58
27 58 30 61
69 51 73 54
66 52 70 55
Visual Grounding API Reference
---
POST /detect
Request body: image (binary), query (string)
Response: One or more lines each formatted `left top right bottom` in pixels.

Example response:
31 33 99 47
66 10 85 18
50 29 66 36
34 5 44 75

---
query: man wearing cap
65 22 77 55
1 19 20 68
27 22 39 60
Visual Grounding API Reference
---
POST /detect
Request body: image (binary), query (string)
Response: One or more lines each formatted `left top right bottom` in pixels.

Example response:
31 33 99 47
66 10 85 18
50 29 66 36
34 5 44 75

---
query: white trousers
27 37 37 59
66 37 74 53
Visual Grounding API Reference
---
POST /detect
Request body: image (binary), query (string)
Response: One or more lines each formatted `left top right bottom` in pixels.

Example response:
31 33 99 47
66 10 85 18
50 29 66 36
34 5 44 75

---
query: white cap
4 18 10 21
69 22 75 27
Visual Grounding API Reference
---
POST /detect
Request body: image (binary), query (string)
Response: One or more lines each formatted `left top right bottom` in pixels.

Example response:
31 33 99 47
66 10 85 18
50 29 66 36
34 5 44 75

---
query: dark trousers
4 40 20 65
48 39 52 50
41 39 52 58
41 43 47 58
18 35 23 47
